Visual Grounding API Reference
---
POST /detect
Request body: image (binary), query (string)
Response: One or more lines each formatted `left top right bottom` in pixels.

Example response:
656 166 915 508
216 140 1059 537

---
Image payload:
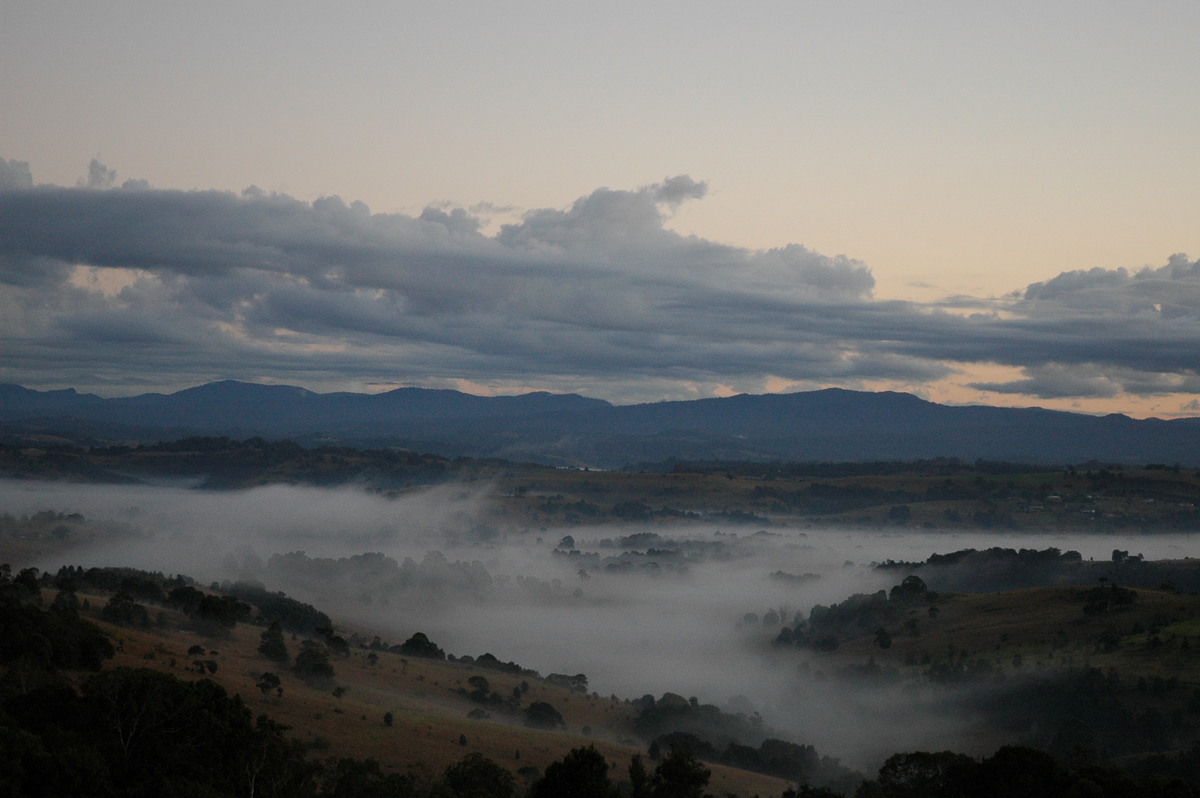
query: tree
1 592 114 671
530 745 612 798
976 745 1064 798
14 567 41 601
875 627 892 649
82 666 318 796
192 594 248 635
440 752 514 798
524 701 565 730
100 590 150 627
319 757 416 798
258 622 289 663
256 671 282 697
651 746 710 798
293 640 335 684
396 632 445 660
629 754 651 798
876 750 976 798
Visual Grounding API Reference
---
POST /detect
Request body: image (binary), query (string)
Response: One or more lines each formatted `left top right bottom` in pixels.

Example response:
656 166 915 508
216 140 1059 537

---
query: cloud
969 364 1122 399
648 174 708 208
2 159 1199 405
1021 254 1200 316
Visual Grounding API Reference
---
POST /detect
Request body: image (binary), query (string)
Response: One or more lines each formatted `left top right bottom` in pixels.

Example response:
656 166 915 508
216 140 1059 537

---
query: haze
5 477 1193 767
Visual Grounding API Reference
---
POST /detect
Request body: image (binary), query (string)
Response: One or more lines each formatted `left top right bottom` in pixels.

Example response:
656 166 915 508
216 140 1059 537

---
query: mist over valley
7 467 1200 784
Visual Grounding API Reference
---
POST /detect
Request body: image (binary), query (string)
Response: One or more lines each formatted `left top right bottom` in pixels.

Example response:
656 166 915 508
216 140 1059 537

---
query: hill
6 381 1200 467
0 566 795 797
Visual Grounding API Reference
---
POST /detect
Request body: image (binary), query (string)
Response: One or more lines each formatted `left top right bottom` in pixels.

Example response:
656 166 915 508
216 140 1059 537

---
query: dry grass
87 596 789 796
804 585 1200 686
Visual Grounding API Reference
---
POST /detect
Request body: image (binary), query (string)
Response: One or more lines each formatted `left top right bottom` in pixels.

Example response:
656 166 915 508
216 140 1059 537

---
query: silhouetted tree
440 752 514 798
101 590 150 627
629 754 651 798
319 757 416 798
293 640 335 684
396 632 445 660
255 671 282 697
524 701 565 730
650 746 710 798
876 750 976 798
530 745 612 798
258 621 289 663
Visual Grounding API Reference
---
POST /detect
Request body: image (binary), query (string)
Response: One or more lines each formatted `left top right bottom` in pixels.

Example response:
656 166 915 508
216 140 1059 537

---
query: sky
2 1 1200 415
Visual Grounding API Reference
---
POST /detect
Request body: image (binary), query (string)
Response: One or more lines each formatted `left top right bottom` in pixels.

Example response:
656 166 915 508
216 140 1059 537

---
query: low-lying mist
3 477 1195 770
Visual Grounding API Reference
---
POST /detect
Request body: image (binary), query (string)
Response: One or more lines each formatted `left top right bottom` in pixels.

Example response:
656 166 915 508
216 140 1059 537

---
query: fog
4 478 1196 769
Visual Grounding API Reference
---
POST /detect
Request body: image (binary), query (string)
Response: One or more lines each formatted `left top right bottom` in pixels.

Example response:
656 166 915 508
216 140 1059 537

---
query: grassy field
82 592 791 796
812 584 1200 680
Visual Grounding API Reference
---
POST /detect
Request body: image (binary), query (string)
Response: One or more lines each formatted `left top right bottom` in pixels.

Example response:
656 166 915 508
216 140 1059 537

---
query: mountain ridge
2 380 1198 468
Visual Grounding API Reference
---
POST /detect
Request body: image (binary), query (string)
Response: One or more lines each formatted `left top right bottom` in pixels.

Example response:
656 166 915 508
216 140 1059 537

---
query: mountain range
3 381 1199 468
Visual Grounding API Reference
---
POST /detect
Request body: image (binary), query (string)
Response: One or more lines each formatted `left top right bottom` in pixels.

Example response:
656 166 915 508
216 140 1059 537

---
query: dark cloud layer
1 161 1197 403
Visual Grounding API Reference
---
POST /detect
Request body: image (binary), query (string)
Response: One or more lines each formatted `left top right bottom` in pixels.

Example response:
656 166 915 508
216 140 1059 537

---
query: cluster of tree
259 621 290 663
54 565 335 638
100 590 152 627
751 483 917 515
222 580 332 634
637 457 1036 479
573 534 754 575
525 745 712 798
608 500 703 522
89 436 457 490
633 693 766 750
0 567 114 673
545 672 589 692
875 547 1095 593
395 632 446 660
54 564 195 598
874 546 1200 594
0 509 88 542
962 666 1200 763
524 700 565 730
777 577 938 652
450 651 541 679
262 550 497 606
292 640 336 685
647 732 857 793
855 744 1200 797
456 675 563 727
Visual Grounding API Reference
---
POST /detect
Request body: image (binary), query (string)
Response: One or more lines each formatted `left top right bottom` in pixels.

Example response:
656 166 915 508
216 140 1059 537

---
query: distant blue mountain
3 380 1199 467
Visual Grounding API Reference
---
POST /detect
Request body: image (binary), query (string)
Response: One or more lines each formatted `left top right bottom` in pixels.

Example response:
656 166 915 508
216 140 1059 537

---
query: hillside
92 607 787 796
763 578 1200 766
9 534 1200 795
0 570 794 797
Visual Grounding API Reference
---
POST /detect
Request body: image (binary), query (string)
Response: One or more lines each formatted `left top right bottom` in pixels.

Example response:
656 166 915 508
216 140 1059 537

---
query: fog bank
4 478 1194 768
